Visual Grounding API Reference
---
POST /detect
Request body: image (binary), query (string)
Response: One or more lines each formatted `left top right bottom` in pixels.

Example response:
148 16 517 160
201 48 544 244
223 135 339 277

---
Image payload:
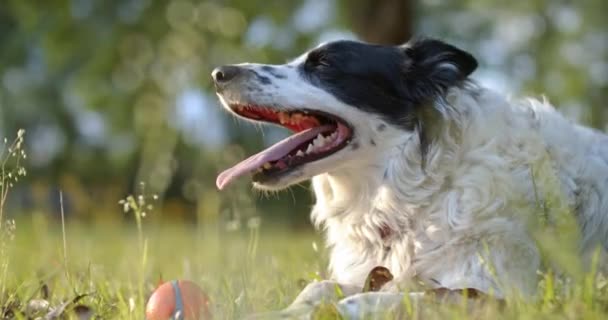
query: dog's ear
402 38 478 89
398 38 476 170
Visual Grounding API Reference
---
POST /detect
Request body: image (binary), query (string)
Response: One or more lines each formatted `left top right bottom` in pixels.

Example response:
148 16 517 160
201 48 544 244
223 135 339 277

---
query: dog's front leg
286 280 362 310
337 291 416 319
244 280 361 319
337 288 495 319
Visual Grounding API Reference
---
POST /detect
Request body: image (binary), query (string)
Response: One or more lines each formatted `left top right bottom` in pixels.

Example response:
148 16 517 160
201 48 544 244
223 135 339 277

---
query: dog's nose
211 65 241 84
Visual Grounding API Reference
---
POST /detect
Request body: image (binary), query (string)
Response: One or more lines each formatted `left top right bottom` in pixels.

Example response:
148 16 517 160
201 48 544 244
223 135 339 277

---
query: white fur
312 86 608 297
218 61 608 318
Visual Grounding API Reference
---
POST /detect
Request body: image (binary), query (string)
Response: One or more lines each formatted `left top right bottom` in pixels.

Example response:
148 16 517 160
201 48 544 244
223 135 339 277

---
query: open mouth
216 104 353 189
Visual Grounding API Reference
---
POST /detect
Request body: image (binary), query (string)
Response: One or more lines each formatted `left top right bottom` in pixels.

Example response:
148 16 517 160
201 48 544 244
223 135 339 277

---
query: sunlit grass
1 129 608 319
2 216 325 319
1 216 608 319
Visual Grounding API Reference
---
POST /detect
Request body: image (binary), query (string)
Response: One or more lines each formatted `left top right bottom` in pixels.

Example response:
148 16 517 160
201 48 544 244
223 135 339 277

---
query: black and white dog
212 38 608 317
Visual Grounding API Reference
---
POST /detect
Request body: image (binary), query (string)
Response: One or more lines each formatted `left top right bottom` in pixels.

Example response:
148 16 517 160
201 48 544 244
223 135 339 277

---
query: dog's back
526 98 608 251
441 88 608 253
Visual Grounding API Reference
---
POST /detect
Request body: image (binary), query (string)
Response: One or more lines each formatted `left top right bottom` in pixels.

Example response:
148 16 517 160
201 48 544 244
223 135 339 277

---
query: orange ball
146 280 211 320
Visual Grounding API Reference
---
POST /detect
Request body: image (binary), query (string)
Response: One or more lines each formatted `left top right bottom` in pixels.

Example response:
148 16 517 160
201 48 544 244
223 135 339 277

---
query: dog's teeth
292 114 302 123
263 162 272 169
313 134 326 148
278 112 288 124
296 150 305 157
306 143 314 154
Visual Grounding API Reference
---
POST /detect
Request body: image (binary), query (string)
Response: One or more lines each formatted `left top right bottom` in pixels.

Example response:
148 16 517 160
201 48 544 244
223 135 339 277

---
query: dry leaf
44 293 89 319
72 304 94 320
362 266 394 292
40 282 50 300
1 297 21 319
26 299 50 318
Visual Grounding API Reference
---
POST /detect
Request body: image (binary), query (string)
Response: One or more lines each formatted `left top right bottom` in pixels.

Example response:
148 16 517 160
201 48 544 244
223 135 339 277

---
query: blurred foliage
0 0 605 226
418 0 607 128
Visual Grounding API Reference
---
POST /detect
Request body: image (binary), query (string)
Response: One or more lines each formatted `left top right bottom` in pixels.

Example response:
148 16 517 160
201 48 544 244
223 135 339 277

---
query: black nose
211 65 241 84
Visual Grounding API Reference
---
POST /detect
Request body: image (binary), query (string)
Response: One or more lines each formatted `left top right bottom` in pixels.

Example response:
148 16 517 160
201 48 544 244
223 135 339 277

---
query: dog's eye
305 51 329 69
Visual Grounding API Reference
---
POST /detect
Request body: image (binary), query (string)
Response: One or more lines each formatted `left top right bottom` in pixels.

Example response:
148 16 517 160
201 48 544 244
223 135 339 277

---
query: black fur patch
246 85 262 92
261 66 287 79
298 38 477 129
254 72 273 85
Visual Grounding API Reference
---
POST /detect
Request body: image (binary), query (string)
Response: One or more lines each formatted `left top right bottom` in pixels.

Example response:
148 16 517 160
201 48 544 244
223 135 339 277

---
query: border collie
212 38 608 318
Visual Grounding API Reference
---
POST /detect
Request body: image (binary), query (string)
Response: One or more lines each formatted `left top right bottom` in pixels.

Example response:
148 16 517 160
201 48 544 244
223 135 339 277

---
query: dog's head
213 38 477 191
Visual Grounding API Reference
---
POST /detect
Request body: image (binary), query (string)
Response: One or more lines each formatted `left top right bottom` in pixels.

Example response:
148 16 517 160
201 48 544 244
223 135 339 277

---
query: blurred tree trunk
348 0 413 45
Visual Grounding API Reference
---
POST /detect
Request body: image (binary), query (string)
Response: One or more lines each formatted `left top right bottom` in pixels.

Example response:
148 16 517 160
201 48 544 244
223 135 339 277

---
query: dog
211 37 608 318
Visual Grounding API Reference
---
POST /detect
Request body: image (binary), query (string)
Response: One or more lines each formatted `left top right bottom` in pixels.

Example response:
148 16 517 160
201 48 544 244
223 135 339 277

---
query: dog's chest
326 203 447 286
313 174 451 285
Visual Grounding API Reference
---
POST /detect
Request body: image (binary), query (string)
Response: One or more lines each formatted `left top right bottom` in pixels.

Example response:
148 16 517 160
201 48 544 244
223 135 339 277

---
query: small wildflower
247 216 261 229
234 290 245 306
128 297 135 313
226 220 241 231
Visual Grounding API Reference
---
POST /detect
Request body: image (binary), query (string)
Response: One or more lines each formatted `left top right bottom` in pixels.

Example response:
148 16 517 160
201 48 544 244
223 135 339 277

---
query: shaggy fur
212 37 608 318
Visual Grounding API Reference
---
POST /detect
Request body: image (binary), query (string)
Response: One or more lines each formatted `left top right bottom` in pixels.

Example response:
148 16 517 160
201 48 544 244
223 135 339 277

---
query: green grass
1 216 608 319
1 216 329 319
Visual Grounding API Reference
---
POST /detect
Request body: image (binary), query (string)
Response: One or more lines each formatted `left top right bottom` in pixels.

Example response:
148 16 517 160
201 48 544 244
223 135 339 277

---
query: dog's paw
243 306 313 320
289 280 361 308
337 291 420 319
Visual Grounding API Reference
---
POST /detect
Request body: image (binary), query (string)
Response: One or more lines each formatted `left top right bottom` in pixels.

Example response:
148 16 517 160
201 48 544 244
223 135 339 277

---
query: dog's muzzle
211 65 243 91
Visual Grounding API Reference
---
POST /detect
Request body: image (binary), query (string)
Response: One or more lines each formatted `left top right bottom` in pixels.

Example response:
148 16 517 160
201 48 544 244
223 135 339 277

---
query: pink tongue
216 125 334 190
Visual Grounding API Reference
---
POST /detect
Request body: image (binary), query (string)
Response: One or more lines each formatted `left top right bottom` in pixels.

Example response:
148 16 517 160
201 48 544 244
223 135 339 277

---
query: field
0 134 607 320
2 214 608 319
1 0 606 318
1 216 324 319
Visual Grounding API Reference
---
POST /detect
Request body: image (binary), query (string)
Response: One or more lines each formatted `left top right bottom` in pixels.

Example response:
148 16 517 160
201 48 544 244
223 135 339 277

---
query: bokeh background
1 0 606 230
